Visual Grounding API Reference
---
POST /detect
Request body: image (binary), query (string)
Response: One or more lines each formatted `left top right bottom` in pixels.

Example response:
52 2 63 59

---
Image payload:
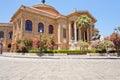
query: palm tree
76 15 91 41
77 15 91 28
117 26 120 31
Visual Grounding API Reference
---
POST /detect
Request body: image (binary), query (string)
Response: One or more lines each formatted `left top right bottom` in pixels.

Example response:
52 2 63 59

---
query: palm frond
77 15 91 28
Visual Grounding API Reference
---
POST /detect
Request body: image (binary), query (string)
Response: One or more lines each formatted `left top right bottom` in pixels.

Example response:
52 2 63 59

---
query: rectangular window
63 28 66 38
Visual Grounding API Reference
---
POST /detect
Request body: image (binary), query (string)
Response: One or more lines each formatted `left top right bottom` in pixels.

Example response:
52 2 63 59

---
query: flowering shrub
77 40 89 50
90 40 100 49
110 32 120 49
23 38 32 49
36 35 56 51
32 37 39 49
15 35 56 53
17 38 32 52
91 40 114 50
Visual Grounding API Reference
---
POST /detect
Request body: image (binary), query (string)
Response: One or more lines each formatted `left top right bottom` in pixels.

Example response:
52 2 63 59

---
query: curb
0 55 60 59
0 54 120 60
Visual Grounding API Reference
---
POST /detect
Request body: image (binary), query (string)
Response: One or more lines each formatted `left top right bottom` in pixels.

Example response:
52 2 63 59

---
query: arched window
0 31 4 38
8 31 13 39
25 20 32 31
38 23 44 33
48 25 54 34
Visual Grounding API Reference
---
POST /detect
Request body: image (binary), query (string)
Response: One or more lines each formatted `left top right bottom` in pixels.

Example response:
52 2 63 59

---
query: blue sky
0 0 120 36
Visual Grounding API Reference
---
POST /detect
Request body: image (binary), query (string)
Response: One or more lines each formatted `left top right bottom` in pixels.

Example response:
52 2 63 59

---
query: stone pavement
0 53 120 80
0 52 120 80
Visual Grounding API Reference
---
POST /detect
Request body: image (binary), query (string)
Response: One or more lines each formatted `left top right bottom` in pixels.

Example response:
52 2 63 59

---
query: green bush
16 47 28 53
27 49 103 53
110 50 116 53
22 49 118 54
28 50 40 53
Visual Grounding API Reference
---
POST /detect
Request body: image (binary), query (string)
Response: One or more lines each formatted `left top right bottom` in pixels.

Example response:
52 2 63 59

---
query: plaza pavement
0 52 120 80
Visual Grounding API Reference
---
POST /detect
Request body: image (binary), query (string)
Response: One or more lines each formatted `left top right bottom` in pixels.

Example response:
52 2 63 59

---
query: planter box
67 52 86 55
54 53 67 56
89 53 117 56
41 53 67 56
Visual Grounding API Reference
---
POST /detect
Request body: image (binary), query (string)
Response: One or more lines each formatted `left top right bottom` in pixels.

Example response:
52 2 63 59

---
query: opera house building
0 3 98 52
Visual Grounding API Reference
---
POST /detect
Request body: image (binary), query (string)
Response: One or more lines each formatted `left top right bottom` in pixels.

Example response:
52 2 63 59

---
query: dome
32 4 60 16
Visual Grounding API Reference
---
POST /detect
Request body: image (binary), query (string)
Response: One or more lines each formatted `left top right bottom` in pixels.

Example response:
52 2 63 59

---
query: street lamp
0 37 4 54
114 28 120 57
39 29 42 54
71 37 75 50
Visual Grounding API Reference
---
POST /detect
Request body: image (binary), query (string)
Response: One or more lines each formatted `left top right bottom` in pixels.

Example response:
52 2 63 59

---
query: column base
58 46 61 50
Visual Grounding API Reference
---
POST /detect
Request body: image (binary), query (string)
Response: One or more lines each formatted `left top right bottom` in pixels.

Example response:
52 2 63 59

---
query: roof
10 4 97 23
32 4 60 17
11 4 61 21
0 22 13 27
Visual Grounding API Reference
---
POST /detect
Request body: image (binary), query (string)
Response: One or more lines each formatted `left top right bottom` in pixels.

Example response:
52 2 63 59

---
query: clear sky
0 0 120 36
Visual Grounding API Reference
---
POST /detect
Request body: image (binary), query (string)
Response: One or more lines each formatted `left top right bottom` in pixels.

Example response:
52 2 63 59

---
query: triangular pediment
67 10 97 23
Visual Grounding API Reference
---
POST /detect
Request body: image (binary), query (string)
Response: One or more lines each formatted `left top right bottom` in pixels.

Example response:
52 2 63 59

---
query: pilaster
20 15 23 38
16 21 20 39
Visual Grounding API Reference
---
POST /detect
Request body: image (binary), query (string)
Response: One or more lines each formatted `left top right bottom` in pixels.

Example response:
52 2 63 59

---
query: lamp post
114 28 120 57
0 37 3 54
39 30 42 54
71 37 75 50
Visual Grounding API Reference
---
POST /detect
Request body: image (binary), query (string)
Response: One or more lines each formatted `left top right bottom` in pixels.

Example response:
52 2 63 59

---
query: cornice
10 5 25 22
10 5 97 23
0 22 13 27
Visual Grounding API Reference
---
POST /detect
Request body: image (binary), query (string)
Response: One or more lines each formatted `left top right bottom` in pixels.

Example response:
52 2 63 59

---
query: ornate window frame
25 20 32 31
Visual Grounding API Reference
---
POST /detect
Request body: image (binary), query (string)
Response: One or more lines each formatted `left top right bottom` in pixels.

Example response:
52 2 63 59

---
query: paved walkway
0 53 120 80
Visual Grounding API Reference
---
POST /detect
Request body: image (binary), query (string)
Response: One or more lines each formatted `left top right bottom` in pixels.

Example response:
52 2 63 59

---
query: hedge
28 49 108 53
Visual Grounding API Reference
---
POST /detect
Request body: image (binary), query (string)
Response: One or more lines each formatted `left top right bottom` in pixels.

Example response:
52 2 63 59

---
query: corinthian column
12 23 15 42
58 23 61 44
79 28 81 41
90 23 93 41
58 23 61 50
74 21 77 43
87 28 89 41
69 22 71 44
16 21 19 39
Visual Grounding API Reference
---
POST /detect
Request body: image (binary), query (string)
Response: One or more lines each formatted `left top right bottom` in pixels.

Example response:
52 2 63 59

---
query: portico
67 13 96 49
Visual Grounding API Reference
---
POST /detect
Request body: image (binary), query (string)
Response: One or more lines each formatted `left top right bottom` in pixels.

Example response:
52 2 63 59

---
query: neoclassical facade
0 3 98 51
0 23 13 51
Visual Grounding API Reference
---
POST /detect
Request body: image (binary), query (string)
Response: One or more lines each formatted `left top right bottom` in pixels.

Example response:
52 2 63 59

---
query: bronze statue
41 0 45 4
